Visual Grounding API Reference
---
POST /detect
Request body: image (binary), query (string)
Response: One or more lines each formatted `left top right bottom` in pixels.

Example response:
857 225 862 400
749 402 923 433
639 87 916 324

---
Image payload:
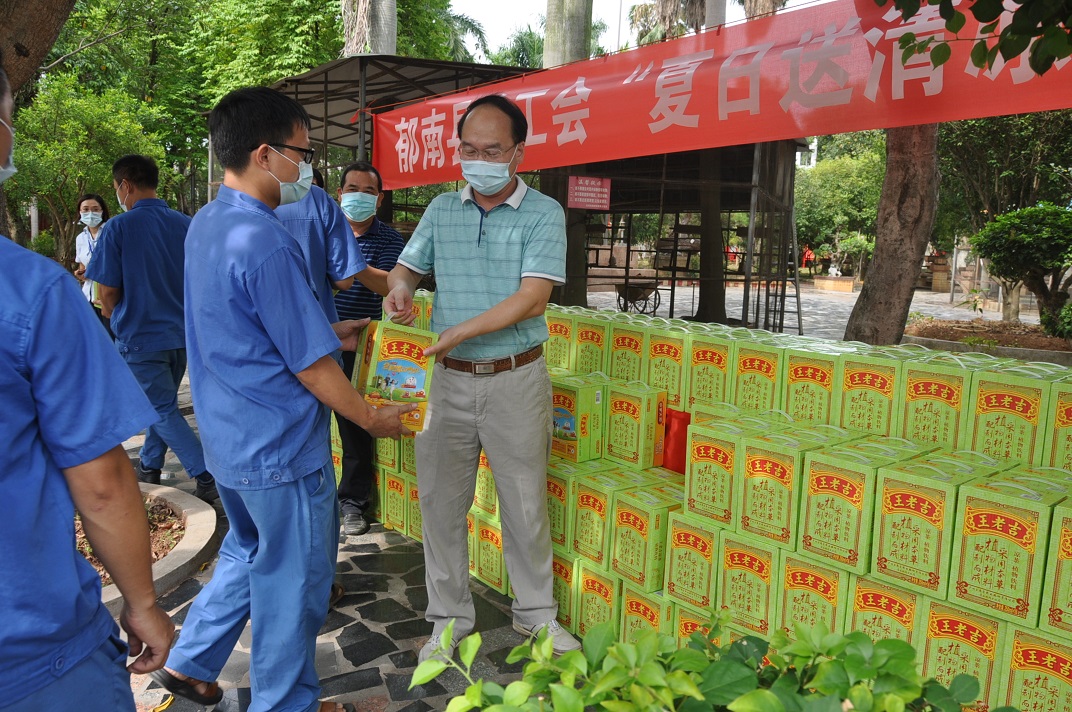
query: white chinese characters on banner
719 43 775 120
446 99 472 166
394 116 420 174
864 4 950 101
648 51 715 133
779 20 859 111
421 109 447 170
517 90 549 146
550 77 592 145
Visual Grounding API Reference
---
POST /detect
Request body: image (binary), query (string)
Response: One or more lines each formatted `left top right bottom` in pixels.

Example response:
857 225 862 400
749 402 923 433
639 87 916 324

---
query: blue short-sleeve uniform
0 239 158 705
85 198 191 353
334 218 405 321
184 186 341 488
275 186 366 324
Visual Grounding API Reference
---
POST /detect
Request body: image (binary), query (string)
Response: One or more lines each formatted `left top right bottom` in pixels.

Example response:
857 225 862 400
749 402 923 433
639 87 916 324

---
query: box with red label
685 325 738 414
406 475 423 542
732 340 784 413
371 466 384 523
1000 626 1072 711
664 511 720 610
572 311 613 376
834 351 913 439
777 551 851 640
475 515 510 595
374 434 400 474
871 451 1007 599
716 530 782 639
607 317 648 382
571 470 657 570
737 425 859 550
1043 375 1072 471
620 582 674 643
362 322 438 432
950 476 1069 626
611 487 681 591
960 364 1062 465
546 458 616 554
544 307 575 373
330 413 343 451
472 449 499 521
382 471 408 532
551 552 581 633
673 602 724 649
845 575 926 647
466 510 477 575
647 321 690 411
782 345 848 426
899 353 976 451
920 599 1009 712
577 561 622 639
605 381 667 469
799 439 933 574
332 446 342 488
1040 501 1072 639
551 375 605 463
400 433 416 476
350 320 379 393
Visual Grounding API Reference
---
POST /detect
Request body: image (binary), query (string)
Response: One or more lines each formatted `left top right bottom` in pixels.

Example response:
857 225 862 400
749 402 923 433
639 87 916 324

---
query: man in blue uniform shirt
86 154 218 502
151 87 412 712
0 58 174 711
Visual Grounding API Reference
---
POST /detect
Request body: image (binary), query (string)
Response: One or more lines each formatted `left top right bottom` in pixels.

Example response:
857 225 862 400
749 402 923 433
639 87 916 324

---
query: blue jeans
167 465 339 712
123 348 207 476
0 630 134 712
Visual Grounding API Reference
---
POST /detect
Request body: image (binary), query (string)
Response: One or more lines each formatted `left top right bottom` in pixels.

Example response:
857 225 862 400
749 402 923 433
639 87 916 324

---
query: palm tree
630 0 787 46
439 10 489 62
490 25 545 68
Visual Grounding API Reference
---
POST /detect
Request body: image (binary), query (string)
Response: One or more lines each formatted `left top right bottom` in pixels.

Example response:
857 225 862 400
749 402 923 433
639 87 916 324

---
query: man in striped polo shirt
385 94 581 662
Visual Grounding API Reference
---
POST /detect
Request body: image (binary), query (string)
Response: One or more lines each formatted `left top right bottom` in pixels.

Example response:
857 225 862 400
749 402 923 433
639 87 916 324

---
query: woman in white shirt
73 193 113 339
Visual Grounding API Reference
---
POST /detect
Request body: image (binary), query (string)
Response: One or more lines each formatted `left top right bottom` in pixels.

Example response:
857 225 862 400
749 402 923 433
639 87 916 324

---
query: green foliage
795 152 885 250
960 336 999 348
30 230 56 259
816 131 885 162
969 202 1072 335
1051 301 1072 341
412 615 1016 712
489 24 546 68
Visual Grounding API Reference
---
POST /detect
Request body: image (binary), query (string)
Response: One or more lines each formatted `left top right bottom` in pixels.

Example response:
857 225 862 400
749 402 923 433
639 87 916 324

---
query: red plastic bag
662 407 691 474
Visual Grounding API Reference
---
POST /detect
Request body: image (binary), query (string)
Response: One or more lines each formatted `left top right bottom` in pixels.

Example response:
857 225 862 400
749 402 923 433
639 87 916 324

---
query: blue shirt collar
216 184 277 218
130 197 170 210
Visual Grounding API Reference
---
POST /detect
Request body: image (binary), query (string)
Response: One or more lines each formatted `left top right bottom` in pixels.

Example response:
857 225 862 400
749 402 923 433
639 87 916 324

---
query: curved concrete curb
101 483 220 616
900 334 1072 367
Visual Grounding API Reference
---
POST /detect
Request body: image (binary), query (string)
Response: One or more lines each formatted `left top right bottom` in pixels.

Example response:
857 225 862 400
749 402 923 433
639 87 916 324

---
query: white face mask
340 191 378 222
115 183 130 213
0 117 17 185
460 145 518 196
268 147 314 205
80 212 103 228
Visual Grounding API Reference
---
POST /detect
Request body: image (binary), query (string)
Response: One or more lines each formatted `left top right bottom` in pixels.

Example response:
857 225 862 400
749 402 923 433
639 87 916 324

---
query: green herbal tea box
689 402 744 426
572 312 612 376
834 352 907 438
1001 626 1072 711
686 327 737 412
399 433 416 476
732 341 784 413
1043 376 1072 471
475 515 510 595
466 510 477 575
716 530 782 639
351 320 378 391
950 477 1068 626
412 289 433 331
845 575 927 647
685 421 773 529
782 347 841 425
674 602 721 648
777 551 851 640
611 487 681 591
551 375 605 462
552 552 581 633
608 318 648 382
647 322 690 411
799 440 930 574
363 322 438 433
646 466 687 487
960 365 1059 465
571 471 657 570
406 475 423 542
920 599 1008 712
547 457 618 477
472 450 499 521
547 456 619 553
899 354 976 450
737 426 858 549
374 434 400 473
370 466 384 522
664 511 720 610
1040 502 1072 639
383 470 408 533
577 561 622 639
544 308 575 373
620 583 675 644
330 414 342 451
332 446 343 487
605 381 667 469
872 458 1000 599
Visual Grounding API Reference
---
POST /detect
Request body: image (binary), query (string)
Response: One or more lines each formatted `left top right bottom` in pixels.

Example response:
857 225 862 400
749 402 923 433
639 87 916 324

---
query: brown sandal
329 582 346 608
149 668 223 705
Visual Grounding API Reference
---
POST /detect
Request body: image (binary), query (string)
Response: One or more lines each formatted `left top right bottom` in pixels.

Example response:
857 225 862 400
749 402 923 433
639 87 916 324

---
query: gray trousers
416 356 558 637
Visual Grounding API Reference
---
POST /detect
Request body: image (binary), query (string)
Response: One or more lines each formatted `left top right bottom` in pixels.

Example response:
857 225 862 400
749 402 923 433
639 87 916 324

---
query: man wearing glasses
385 94 581 663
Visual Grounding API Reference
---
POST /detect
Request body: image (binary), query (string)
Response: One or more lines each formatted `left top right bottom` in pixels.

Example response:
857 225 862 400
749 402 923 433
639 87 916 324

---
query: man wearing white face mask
385 94 580 662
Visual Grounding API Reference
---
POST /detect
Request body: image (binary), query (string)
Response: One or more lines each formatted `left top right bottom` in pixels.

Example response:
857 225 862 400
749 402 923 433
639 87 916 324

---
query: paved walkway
127 284 1036 711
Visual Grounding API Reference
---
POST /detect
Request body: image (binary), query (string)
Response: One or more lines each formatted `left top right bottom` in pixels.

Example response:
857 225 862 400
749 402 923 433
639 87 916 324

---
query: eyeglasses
268 143 316 164
458 143 516 162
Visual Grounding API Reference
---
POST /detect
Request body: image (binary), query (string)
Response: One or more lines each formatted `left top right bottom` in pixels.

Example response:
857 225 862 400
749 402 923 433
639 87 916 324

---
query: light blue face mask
460 145 518 196
340 191 378 222
0 117 17 185
80 212 103 228
268 147 314 205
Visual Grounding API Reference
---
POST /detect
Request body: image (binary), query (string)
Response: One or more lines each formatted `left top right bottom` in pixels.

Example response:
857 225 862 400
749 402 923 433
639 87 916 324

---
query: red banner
372 0 1072 190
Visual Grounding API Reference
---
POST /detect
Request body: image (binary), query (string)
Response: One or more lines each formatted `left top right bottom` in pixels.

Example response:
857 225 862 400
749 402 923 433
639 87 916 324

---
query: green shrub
29 230 55 260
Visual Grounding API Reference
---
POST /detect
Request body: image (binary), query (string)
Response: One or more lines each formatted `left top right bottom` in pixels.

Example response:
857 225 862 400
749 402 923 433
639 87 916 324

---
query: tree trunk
844 125 939 344
341 0 371 55
1000 281 1021 322
544 0 593 68
369 0 397 55
0 0 76 93
696 147 726 322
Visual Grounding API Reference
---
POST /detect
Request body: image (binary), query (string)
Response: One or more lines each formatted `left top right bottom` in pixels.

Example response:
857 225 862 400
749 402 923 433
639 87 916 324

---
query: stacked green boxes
400 434 416 477
375 435 400 473
686 325 736 412
646 321 690 411
716 530 782 639
733 340 784 413
620 583 674 643
607 317 648 382
407 476 423 542
1040 500 1072 639
835 350 910 438
552 552 582 633
572 311 612 376
1002 627 1072 710
961 364 1061 464
551 375 606 462
611 487 680 591
475 515 510 595
544 307 575 373
577 561 621 638
605 381 666 469
920 599 1008 712
382 470 408 532
466 510 477 575
778 551 851 640
1043 375 1072 470
472 450 499 520
663 511 720 610
845 575 927 646
781 343 846 425
546 458 615 553
899 353 975 449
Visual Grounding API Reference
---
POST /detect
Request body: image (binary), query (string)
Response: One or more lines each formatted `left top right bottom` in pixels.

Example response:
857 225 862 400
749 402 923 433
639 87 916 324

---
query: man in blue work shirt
86 154 218 502
333 161 405 536
0 57 175 711
150 87 412 712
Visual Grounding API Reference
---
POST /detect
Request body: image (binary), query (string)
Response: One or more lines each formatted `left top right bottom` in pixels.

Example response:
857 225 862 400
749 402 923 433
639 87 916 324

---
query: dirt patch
904 317 1072 352
76 499 185 587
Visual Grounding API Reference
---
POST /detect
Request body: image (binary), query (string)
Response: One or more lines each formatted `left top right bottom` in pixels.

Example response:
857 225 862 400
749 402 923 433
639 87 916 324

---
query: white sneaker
512 619 582 654
418 632 457 664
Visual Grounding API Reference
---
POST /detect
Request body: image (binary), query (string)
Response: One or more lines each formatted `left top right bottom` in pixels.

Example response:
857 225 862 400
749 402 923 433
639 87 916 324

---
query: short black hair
209 87 311 172
113 155 159 190
340 161 382 192
457 95 528 146
76 193 111 223
312 167 324 189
